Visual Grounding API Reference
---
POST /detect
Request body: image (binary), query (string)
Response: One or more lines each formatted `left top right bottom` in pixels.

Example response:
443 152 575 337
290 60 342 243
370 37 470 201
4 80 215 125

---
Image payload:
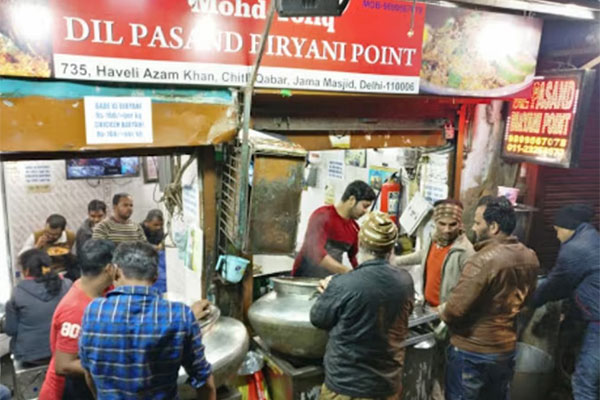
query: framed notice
142 156 158 183
502 69 596 168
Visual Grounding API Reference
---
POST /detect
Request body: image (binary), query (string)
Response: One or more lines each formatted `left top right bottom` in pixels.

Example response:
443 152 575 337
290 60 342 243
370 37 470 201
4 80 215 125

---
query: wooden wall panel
284 131 445 150
0 97 238 153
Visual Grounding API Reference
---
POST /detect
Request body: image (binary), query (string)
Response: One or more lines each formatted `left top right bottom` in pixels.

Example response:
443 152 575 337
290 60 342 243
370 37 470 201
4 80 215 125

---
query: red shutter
529 81 600 271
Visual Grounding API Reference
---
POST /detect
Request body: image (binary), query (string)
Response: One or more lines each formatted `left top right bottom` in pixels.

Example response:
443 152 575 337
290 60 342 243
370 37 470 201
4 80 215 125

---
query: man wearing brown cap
530 203 599 400
393 199 474 308
310 212 414 400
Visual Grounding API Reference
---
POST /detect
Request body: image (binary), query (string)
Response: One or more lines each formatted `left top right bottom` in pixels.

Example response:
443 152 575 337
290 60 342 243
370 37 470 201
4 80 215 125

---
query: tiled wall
2 159 161 274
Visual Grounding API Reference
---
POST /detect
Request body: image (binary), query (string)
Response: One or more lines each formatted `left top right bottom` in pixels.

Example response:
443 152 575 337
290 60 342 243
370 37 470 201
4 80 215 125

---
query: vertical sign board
502 69 596 168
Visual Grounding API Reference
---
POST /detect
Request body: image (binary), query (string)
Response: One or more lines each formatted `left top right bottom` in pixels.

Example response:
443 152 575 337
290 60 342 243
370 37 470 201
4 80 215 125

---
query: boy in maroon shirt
293 180 376 278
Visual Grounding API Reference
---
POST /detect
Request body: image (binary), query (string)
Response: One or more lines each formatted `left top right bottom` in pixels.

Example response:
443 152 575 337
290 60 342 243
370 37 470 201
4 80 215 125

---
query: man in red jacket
293 180 376 278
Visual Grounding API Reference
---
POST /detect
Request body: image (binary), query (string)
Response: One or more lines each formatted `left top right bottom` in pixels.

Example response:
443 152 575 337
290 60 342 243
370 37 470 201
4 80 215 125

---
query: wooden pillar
453 104 468 198
241 260 254 325
524 163 539 206
199 146 218 298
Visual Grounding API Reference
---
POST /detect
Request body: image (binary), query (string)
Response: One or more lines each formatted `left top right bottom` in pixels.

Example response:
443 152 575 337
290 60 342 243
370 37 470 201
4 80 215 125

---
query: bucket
511 342 554 400
216 255 250 284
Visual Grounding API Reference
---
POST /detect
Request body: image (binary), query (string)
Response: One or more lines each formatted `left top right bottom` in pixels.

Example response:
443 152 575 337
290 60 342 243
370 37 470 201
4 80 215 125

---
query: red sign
49 0 425 93
1 1 544 96
502 70 595 168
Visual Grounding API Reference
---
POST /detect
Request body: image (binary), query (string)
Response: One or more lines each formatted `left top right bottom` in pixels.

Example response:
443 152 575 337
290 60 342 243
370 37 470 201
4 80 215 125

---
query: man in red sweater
293 180 376 277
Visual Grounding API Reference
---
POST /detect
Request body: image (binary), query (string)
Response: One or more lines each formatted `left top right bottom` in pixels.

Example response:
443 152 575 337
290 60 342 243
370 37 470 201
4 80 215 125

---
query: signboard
52 0 425 94
502 70 596 168
83 96 153 144
420 7 543 98
22 162 53 193
399 191 432 235
327 160 344 180
0 0 542 96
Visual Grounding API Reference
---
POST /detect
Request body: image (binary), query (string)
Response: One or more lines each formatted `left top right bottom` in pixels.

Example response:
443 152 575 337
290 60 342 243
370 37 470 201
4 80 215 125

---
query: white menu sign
400 192 433 236
84 96 153 144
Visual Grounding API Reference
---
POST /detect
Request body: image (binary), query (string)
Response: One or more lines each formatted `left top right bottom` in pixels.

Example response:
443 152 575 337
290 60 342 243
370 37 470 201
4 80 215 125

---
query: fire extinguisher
379 175 402 224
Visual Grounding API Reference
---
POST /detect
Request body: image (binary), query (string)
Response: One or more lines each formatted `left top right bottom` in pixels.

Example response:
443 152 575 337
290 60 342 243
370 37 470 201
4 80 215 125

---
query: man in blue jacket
531 203 599 400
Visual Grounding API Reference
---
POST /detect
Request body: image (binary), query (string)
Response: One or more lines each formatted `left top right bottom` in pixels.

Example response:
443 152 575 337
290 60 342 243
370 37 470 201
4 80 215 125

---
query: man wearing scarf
393 199 474 399
393 199 474 308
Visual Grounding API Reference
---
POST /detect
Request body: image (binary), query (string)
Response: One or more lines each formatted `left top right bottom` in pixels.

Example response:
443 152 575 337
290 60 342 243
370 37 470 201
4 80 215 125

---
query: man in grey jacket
393 198 473 399
393 199 474 308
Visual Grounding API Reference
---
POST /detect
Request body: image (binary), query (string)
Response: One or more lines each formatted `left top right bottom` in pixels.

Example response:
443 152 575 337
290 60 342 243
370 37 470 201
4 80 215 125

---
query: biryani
421 13 536 91
47 247 70 256
0 32 51 77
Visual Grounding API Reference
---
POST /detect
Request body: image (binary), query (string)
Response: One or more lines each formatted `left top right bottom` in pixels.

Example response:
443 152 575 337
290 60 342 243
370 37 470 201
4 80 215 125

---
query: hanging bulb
407 0 416 38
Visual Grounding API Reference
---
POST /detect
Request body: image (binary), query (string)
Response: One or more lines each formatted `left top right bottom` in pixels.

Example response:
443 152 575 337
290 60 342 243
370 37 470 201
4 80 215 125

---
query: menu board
502 69 596 168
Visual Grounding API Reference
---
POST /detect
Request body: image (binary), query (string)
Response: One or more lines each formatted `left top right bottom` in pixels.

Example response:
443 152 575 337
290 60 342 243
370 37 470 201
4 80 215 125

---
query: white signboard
84 96 153 144
400 192 433 236
423 182 449 204
182 183 200 226
21 162 53 193
22 163 52 185
327 160 345 180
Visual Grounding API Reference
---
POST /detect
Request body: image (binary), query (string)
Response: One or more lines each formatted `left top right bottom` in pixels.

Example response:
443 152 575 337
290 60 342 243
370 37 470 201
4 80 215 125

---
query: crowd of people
1 193 215 399
298 181 598 400
0 181 597 400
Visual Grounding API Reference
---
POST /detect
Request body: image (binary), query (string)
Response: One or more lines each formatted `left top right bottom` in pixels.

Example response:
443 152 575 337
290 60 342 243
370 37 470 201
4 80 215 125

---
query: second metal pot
248 277 328 359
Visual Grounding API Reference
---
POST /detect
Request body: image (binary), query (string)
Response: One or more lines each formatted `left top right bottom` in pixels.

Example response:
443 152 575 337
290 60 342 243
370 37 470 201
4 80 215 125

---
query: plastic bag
237 351 264 376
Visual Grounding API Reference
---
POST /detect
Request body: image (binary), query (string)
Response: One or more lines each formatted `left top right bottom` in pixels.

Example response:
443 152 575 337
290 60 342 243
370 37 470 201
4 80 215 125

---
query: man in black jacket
310 211 414 400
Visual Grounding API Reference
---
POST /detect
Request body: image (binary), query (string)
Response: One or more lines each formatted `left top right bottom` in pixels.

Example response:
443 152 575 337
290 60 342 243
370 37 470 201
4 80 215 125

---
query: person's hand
191 299 211 320
317 276 334 294
154 243 164 251
35 234 49 249
436 302 446 315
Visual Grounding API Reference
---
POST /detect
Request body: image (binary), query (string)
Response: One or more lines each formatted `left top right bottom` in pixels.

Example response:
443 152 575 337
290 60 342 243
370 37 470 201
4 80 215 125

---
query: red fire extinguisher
380 176 401 224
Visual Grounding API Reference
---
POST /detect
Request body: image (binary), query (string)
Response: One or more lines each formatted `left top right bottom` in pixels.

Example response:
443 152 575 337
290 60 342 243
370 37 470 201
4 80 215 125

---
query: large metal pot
248 276 328 359
178 305 249 393
511 342 554 400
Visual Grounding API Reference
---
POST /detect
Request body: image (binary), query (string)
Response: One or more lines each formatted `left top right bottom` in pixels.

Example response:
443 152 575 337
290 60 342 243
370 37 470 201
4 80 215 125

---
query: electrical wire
85 178 101 188
159 155 196 241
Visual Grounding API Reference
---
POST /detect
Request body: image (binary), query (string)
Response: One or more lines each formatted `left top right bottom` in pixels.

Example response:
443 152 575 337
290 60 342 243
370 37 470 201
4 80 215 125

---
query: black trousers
62 376 94 400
